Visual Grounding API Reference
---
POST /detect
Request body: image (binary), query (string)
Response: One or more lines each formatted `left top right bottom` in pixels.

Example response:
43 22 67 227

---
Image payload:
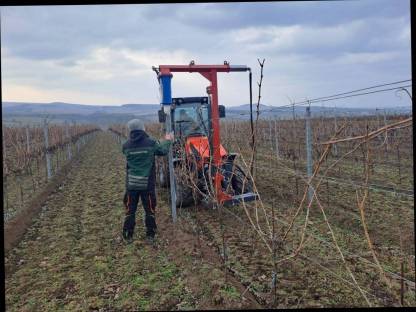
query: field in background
3 110 414 309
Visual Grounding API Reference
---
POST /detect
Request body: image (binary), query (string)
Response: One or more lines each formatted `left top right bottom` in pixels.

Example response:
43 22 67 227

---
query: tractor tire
175 179 195 208
231 165 254 195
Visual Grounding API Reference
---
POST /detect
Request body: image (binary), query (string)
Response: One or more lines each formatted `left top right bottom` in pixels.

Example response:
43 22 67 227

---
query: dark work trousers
123 189 157 238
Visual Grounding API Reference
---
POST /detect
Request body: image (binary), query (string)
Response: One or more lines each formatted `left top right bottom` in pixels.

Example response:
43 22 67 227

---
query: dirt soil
5 132 259 311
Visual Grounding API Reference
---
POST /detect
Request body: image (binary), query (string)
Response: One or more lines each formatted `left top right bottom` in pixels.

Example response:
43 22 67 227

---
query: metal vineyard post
305 106 314 203
43 119 52 180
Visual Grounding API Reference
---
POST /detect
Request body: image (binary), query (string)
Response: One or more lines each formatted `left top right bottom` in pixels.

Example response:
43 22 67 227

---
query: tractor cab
172 97 211 140
158 96 225 140
159 96 228 164
167 97 227 167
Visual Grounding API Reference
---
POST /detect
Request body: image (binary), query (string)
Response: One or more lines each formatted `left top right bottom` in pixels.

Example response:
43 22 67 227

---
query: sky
0 1 412 108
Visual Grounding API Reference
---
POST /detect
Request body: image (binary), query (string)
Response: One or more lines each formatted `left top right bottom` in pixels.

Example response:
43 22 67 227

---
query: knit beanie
127 119 145 132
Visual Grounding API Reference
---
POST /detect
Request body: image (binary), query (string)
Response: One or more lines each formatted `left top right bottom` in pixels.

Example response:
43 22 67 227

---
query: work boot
145 235 156 246
122 229 133 244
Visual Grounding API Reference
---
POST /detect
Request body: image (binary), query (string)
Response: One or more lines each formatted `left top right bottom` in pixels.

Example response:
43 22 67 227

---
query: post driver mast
153 62 252 222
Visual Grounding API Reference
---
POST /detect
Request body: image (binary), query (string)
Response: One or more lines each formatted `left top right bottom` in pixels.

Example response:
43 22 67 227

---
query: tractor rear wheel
173 164 196 208
175 179 195 208
231 165 254 195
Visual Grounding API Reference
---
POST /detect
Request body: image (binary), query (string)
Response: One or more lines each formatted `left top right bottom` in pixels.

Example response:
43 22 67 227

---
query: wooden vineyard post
43 119 52 180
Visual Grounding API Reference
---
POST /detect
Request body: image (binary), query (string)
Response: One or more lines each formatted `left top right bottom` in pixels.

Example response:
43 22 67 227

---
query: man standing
122 119 173 244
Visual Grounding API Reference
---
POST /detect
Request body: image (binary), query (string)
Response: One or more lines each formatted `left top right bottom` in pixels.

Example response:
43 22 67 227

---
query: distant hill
2 101 160 126
225 104 412 120
2 101 160 115
2 101 411 126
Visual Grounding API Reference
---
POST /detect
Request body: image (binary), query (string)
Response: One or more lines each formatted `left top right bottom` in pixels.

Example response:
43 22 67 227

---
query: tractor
153 62 258 212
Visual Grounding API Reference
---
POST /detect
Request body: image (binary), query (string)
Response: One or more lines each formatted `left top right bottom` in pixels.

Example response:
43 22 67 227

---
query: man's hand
164 132 174 141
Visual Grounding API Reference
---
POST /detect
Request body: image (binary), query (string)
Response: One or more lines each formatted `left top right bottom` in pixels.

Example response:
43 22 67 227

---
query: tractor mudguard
185 136 227 166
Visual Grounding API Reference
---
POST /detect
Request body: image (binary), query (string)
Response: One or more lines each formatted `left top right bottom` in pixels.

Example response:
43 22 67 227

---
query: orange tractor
153 63 258 217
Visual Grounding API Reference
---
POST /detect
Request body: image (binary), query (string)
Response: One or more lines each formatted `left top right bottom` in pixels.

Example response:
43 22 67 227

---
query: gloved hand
164 132 174 141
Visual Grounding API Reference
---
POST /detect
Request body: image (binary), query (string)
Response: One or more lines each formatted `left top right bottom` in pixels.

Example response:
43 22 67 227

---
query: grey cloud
0 1 411 108
219 15 410 64
152 1 410 31
1 5 151 60
2 1 409 63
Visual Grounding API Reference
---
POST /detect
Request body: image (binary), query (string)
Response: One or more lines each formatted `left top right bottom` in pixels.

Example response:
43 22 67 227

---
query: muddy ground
5 129 414 310
5 132 259 311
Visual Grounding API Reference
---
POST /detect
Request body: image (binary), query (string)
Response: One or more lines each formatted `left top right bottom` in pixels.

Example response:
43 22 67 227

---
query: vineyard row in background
3 121 100 222
3 108 414 307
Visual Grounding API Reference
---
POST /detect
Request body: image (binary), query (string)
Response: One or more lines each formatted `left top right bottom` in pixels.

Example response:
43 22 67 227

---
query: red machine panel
185 136 227 167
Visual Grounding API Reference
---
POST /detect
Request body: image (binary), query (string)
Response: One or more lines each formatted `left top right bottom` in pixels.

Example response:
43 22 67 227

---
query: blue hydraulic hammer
154 69 177 222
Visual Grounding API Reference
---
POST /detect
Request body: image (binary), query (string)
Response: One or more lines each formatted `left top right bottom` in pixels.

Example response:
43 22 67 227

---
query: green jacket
122 130 171 191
